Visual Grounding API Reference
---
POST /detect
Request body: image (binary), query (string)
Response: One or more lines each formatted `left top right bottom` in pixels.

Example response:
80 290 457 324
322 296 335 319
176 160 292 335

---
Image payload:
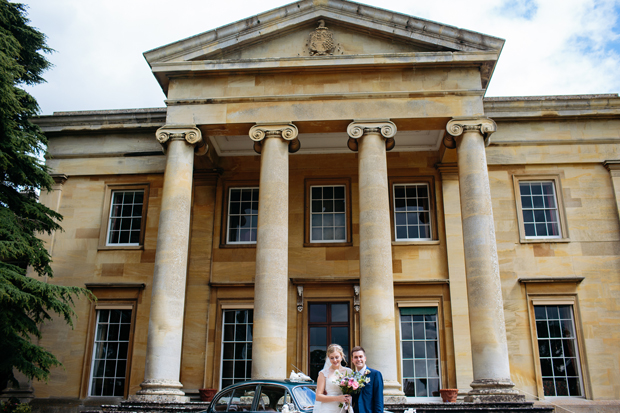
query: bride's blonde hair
326 343 347 364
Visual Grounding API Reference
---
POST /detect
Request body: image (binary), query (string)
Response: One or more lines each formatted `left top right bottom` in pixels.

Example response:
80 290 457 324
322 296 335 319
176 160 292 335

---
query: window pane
309 304 327 322
402 341 413 359
331 304 348 322
331 327 348 349
334 186 345 199
311 187 322 200
309 327 327 346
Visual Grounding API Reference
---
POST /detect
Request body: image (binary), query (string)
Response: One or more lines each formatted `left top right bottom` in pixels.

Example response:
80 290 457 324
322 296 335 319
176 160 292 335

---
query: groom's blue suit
352 367 383 413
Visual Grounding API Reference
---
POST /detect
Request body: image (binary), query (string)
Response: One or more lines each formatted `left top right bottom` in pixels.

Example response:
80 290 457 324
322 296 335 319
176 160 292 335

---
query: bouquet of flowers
333 370 371 411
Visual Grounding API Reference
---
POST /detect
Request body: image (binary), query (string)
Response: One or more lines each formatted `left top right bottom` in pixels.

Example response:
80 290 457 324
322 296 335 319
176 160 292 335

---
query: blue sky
20 0 620 115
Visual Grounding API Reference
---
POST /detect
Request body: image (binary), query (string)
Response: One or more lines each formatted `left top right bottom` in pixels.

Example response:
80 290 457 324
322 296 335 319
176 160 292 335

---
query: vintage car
206 380 317 413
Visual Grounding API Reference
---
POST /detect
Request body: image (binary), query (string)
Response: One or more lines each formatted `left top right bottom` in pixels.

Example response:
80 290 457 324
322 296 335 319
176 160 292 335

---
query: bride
313 344 352 413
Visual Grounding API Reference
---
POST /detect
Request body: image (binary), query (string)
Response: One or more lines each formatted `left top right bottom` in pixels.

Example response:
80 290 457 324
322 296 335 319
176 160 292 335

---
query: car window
230 385 257 412
293 386 316 410
257 385 289 412
212 390 233 412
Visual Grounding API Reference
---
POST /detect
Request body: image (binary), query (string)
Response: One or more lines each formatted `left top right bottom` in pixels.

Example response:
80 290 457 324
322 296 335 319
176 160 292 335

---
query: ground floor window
534 305 583 397
308 302 350 380
221 309 253 388
400 307 441 397
89 309 132 396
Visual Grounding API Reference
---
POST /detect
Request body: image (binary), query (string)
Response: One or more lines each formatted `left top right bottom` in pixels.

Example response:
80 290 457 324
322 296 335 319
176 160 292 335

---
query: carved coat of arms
308 20 336 56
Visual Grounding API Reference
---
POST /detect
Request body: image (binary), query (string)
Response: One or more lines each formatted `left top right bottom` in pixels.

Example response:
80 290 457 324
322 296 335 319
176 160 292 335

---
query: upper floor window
108 191 144 245
520 182 561 238
227 187 259 244
310 185 346 243
304 178 352 247
513 176 568 243
99 184 149 250
389 177 437 243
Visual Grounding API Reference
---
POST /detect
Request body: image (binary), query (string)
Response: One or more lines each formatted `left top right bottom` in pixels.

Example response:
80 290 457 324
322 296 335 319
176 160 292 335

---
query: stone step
102 402 211 413
386 403 554 413
100 402 554 413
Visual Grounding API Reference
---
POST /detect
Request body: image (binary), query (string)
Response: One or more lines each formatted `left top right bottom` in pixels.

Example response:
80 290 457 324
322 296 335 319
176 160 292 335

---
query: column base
383 379 407 404
464 379 525 403
130 379 189 403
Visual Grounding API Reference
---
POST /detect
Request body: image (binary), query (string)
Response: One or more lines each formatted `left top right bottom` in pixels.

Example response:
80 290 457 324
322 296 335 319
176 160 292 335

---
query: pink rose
352 381 359 390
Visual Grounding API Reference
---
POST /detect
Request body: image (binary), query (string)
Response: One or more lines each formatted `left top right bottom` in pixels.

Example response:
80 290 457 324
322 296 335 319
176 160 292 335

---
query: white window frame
98 183 149 250
397 301 442 401
513 175 569 243
309 185 347 244
106 190 145 246
531 298 586 399
220 307 254 389
88 305 133 397
226 187 259 245
392 182 433 242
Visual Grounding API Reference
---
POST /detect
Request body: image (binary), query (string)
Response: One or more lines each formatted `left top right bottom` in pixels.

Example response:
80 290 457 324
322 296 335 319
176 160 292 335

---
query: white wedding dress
313 366 352 413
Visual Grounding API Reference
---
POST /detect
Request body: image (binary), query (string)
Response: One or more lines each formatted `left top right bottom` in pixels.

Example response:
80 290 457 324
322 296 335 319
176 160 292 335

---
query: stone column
249 123 299 380
437 164 474 391
445 118 524 402
347 120 405 402
134 125 206 402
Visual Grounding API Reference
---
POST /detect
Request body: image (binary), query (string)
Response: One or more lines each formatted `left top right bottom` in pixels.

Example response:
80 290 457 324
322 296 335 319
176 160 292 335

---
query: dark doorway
308 302 350 380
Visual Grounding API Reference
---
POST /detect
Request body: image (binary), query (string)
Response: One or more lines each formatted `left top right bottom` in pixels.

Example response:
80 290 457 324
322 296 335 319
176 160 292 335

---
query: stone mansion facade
23 1 620 412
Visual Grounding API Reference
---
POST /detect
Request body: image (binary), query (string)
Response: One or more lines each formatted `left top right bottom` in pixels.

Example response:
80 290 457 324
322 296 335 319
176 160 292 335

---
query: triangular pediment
208 20 443 61
145 0 503 64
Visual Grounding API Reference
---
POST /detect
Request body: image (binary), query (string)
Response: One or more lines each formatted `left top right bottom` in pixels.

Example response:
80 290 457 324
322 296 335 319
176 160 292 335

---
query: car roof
221 380 316 391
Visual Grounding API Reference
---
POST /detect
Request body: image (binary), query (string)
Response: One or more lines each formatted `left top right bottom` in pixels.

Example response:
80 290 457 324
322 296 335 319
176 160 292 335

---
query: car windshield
293 386 316 409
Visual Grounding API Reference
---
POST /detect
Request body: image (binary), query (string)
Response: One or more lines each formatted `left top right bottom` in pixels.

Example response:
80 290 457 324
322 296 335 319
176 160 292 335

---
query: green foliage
1 398 32 413
0 1 92 388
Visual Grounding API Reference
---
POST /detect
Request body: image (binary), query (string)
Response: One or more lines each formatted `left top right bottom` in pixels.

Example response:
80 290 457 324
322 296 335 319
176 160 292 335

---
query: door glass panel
309 304 327 323
331 326 349 359
331 304 348 322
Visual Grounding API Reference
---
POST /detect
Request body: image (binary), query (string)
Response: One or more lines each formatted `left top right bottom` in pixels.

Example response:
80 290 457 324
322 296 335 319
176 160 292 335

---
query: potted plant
439 388 458 403
199 388 217 402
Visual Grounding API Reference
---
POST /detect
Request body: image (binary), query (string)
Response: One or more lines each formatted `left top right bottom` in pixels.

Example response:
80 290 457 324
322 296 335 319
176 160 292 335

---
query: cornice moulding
165 89 485 106
518 277 584 284
483 95 620 120
33 108 167 133
151 51 499 75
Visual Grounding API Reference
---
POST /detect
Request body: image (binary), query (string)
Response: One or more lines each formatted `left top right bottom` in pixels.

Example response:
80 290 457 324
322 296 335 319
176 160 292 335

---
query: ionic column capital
346 119 397 152
444 117 497 149
249 122 300 154
156 125 207 155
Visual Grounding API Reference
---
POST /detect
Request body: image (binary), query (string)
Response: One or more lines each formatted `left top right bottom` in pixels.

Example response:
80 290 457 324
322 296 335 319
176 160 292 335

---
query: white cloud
21 0 620 114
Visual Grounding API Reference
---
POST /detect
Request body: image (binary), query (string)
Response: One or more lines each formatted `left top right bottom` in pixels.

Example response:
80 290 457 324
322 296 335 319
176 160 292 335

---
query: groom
351 346 383 413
